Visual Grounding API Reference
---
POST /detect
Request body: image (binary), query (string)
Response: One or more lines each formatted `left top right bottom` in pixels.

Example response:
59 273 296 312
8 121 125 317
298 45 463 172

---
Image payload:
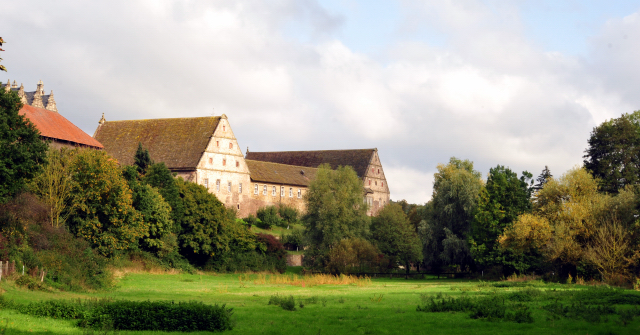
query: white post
22 265 25 275
0 261 3 282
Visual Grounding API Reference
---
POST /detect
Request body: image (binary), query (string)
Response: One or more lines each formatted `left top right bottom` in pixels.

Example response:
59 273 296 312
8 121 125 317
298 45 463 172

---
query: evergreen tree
134 142 152 175
533 166 552 192
0 88 48 202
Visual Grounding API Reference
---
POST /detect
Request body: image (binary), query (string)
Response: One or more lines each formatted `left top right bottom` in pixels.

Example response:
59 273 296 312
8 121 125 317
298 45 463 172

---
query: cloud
2 1 640 204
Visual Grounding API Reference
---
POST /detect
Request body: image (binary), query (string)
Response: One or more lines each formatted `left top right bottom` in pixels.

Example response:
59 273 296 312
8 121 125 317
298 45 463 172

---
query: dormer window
209 158 213 164
223 159 226 166
216 141 219 147
229 143 233 149
236 161 239 167
223 125 226 131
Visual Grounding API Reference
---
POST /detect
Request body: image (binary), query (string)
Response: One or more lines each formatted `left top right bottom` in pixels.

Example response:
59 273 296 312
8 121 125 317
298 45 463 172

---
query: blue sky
2 0 640 203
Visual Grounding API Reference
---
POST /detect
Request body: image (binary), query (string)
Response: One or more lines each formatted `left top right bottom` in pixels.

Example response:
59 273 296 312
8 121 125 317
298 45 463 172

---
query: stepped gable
19 105 103 148
246 160 317 187
94 117 221 169
245 149 375 178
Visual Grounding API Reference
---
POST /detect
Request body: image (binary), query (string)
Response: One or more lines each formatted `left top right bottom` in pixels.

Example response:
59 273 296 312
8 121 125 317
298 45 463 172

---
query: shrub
15 275 49 291
282 226 305 250
81 300 234 332
256 206 282 229
243 215 260 229
277 205 299 225
19 300 86 319
268 295 296 311
325 238 380 274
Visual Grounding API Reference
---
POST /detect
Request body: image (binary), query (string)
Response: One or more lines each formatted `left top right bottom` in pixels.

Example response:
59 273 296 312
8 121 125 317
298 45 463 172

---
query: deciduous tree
371 203 422 275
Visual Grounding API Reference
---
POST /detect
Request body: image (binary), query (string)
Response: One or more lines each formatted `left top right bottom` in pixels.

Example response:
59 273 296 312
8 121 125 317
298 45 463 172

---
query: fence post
0 261 3 282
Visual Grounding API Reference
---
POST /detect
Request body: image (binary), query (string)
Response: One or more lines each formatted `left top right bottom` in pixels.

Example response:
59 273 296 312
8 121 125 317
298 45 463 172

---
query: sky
2 0 640 204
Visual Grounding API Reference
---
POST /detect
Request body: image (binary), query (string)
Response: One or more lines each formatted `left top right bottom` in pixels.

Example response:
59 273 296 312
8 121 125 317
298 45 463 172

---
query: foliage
304 164 370 267
282 226 306 250
371 203 422 272
533 166 552 193
66 149 146 257
29 148 77 227
256 205 282 229
421 157 483 270
122 165 176 257
0 36 6 72
584 111 640 193
175 178 240 265
19 299 87 319
144 162 183 232
242 214 260 228
417 294 533 323
278 205 299 225
268 295 297 311
15 275 49 291
81 300 234 332
325 238 381 274
500 167 640 281
133 142 152 175
469 166 533 273
0 88 48 203
584 218 637 282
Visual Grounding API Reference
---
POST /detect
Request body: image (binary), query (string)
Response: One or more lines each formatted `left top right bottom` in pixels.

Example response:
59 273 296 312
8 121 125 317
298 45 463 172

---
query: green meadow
1 270 640 335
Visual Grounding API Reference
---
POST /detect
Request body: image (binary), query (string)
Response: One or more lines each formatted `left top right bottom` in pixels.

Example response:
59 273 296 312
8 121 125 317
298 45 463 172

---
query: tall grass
239 273 371 287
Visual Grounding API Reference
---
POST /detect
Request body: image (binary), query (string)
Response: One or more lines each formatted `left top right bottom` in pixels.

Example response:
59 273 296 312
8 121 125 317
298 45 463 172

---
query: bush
205 250 285 273
278 205 299 225
19 300 86 319
269 295 296 311
15 275 49 291
325 238 381 274
282 226 305 250
81 300 234 332
243 215 260 229
256 206 282 229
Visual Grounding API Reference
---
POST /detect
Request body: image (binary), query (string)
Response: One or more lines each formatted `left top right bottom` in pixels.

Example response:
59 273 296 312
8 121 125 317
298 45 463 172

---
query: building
245 149 390 215
93 115 390 216
2 80 103 149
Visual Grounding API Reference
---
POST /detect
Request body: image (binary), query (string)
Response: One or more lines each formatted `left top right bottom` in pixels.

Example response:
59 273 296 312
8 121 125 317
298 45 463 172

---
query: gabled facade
94 115 391 216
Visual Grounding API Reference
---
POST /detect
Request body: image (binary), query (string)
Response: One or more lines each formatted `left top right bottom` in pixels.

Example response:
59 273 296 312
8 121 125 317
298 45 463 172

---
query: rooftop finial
36 79 44 95
11 80 17 88
4 79 9 92
46 90 58 112
99 113 106 125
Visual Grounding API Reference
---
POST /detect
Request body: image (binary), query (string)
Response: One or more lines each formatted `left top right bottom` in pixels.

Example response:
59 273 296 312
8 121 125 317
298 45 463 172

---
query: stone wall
286 254 304 267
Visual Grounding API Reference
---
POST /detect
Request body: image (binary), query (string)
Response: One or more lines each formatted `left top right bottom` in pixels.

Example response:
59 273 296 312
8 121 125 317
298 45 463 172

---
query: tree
174 178 236 265
325 238 380 274
303 164 370 267
421 157 483 270
0 88 48 202
134 142 152 175
584 111 640 193
122 165 176 257
371 203 423 276
29 148 78 227
533 166 552 193
66 149 146 257
469 166 533 273
1 37 6 72
144 162 184 232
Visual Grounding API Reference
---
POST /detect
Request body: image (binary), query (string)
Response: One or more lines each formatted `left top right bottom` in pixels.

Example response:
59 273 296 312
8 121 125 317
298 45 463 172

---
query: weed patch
268 295 297 311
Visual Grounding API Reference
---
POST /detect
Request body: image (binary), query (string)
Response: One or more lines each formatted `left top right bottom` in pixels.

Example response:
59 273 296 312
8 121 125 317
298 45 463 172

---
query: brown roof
246 160 317 187
245 149 375 178
19 105 104 148
94 117 220 169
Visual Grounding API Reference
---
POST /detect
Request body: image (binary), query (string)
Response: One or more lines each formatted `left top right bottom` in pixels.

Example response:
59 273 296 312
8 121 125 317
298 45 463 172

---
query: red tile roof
19 105 103 149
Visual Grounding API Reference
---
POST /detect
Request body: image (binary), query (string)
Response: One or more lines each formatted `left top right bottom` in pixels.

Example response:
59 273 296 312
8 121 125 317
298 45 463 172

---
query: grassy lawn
1 270 640 334
249 224 302 238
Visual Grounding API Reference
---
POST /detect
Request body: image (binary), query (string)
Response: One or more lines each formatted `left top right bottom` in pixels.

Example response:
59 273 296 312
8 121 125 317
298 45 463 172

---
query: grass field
1 269 640 335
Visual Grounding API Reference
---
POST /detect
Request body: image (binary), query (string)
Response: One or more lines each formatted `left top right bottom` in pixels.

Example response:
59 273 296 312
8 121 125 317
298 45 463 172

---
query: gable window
297 189 301 198
203 179 209 189
209 158 213 164
228 181 232 192
223 159 226 166
216 141 219 147
371 168 374 173
281 186 285 197
229 143 233 149
289 187 293 197
375 181 377 186
378 168 380 174
272 186 276 196
216 179 220 192
263 185 267 195
239 183 243 193
236 161 239 167
369 180 371 186
254 184 258 194
381 182 383 187
223 125 226 131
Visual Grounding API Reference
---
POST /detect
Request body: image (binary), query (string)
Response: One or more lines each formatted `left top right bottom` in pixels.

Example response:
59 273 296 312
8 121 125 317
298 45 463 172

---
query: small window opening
216 141 219 147
289 188 293 197
297 189 301 198
281 186 285 197
223 125 226 131
254 184 258 195
239 183 243 193
216 179 220 192
237 204 240 210
263 185 267 195
375 181 377 186
209 158 213 164
272 186 276 196
369 180 371 186
204 179 209 189
236 161 239 167
229 143 233 149
223 159 226 166
228 181 232 192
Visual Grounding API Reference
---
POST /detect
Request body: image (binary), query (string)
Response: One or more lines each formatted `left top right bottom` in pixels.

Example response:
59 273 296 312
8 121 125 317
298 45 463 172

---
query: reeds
238 273 371 287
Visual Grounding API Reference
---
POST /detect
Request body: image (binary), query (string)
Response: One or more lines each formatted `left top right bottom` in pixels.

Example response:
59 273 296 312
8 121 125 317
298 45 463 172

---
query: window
375 181 377 186
369 180 371 186
254 184 258 195
239 183 243 193
297 189 301 198
237 204 240 210
378 168 380 174
289 187 293 197
371 168 374 173
229 143 233 149
281 186 285 197
236 161 239 167
223 125 226 131
216 141 219 147
203 178 209 189
381 182 383 187
228 181 231 192
223 159 226 166
272 186 276 196
216 179 220 192
263 185 267 195
209 158 213 164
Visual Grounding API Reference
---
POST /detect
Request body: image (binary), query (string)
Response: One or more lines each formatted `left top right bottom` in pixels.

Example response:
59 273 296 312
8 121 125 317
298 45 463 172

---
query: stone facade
2 80 58 112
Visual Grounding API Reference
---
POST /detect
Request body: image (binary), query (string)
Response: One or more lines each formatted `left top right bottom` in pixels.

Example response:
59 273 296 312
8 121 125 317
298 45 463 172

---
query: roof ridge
104 116 221 123
248 148 375 153
245 159 319 170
